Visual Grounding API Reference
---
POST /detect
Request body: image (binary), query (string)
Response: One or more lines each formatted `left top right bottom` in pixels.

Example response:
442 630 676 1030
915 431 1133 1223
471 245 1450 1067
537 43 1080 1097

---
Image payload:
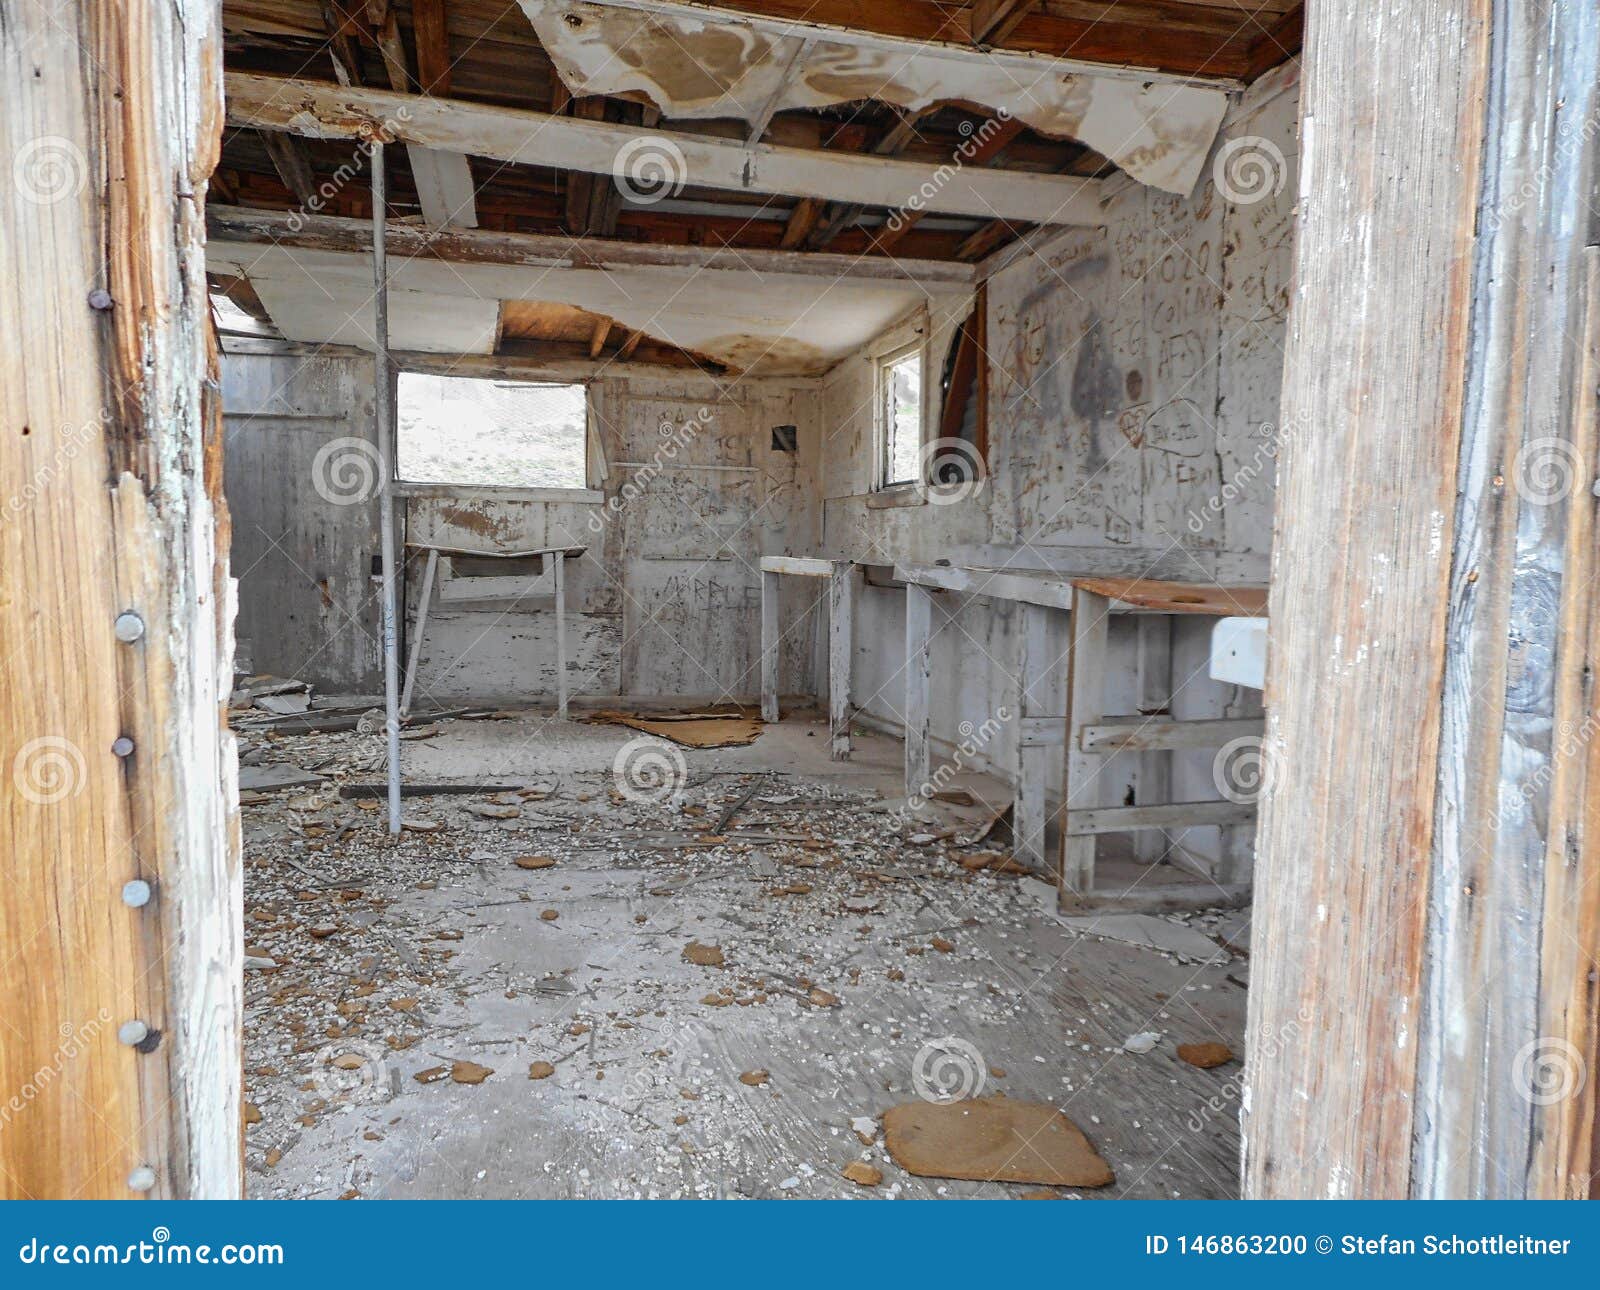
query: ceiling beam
260 130 317 205
1246 5 1304 80
968 0 1039 47
361 1 477 229
225 73 1109 226
206 206 979 286
412 0 451 96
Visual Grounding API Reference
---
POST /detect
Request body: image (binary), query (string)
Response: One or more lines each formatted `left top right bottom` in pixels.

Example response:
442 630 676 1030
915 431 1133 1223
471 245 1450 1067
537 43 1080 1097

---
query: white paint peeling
521 0 1228 195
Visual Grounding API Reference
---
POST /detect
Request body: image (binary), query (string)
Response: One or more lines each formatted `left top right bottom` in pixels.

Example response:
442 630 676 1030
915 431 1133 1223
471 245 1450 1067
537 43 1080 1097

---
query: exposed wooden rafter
206 206 979 286
968 0 1039 47
225 73 1110 226
260 129 317 206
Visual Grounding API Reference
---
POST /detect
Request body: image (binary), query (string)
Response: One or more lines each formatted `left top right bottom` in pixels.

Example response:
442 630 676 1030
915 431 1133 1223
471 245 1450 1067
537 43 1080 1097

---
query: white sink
1210 617 1267 690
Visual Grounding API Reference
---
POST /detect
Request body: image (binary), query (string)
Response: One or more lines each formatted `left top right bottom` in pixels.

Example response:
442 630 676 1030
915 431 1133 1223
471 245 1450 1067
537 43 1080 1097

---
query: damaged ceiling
207 238 972 375
521 0 1231 196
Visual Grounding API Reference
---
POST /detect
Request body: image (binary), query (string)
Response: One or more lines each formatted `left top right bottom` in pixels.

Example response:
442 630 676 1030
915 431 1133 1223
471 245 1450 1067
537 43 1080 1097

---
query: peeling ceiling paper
207 241 971 376
519 0 1228 196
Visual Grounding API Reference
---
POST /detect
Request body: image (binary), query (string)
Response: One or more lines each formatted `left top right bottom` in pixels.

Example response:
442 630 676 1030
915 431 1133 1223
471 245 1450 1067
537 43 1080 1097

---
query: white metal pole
372 140 403 834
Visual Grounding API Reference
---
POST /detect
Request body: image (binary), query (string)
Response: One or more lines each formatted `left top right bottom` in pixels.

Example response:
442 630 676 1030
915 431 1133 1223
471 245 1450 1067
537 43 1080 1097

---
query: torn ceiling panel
207 240 970 375
519 0 1229 196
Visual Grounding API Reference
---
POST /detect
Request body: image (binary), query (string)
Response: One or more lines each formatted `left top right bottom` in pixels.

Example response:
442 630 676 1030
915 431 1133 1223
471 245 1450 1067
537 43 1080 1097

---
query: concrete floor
239 709 1249 1199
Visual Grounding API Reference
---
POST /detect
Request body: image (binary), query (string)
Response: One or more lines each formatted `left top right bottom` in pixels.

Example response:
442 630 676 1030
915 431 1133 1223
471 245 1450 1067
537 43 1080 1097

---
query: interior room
7 0 1597 1205
213 0 1293 1199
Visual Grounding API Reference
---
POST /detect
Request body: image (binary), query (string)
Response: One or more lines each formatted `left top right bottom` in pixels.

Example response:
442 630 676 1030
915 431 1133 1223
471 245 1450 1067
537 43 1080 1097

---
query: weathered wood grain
1413 1 1600 1198
1243 0 1487 1196
1 0 239 1196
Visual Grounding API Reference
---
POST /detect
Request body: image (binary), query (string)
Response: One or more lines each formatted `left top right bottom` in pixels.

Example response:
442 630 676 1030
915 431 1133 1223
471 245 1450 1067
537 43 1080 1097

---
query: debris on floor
882 1095 1115 1188
585 709 764 748
237 711 1246 1199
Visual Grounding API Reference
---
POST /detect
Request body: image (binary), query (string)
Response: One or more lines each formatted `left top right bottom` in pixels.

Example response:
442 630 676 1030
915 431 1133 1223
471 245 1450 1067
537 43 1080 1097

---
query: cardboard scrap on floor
882 1095 1114 1189
586 709 764 749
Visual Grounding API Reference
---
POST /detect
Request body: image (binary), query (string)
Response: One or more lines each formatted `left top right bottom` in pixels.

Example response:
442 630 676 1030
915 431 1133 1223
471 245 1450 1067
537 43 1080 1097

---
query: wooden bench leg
904 583 933 803
828 563 854 760
1060 588 1108 899
399 547 438 718
1014 602 1052 868
760 568 780 723
553 550 568 720
1134 614 1173 863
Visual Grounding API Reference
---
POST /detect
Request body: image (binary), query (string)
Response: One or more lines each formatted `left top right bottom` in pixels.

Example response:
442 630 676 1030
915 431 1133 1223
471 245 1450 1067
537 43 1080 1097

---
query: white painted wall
813 64 1301 874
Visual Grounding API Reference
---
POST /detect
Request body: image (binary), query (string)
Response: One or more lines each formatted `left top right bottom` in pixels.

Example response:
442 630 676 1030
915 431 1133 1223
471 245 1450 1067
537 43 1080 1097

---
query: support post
903 584 934 802
1133 615 1173 863
372 142 403 834
1 0 239 1197
827 562 855 760
760 568 780 723
1243 0 1600 1199
553 550 568 719
1013 602 1052 868
1059 588 1108 898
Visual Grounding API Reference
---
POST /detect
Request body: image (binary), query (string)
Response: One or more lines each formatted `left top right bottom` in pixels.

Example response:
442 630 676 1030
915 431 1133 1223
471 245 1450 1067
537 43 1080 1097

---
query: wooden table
758 556 859 760
1061 577 1267 910
893 564 1267 907
401 542 586 720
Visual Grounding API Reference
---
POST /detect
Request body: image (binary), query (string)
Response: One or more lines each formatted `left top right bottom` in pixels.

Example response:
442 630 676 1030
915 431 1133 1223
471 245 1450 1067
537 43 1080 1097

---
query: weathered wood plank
760 569 780 723
1413 2 1600 1200
1241 0 1489 1199
1 0 239 1197
224 74 1109 226
1080 716 1264 754
903 585 934 800
1133 614 1173 863
206 205 977 286
827 563 854 760
1060 588 1108 896
1013 603 1053 868
1067 800 1255 836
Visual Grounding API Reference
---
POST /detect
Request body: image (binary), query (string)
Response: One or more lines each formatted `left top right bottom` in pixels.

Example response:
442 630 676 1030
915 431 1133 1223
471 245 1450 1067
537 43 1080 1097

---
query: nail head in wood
121 879 152 908
117 1019 149 1047
87 288 114 311
126 1166 156 1193
113 611 145 642
111 735 135 758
